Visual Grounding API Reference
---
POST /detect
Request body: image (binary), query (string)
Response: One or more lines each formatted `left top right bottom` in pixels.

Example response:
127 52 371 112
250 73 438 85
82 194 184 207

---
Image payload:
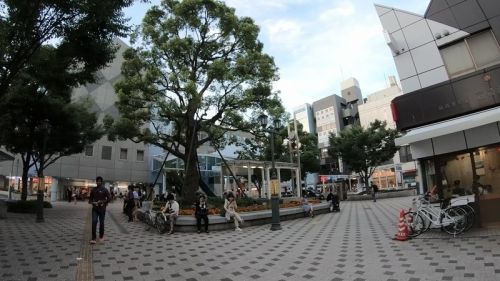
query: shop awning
395 107 500 146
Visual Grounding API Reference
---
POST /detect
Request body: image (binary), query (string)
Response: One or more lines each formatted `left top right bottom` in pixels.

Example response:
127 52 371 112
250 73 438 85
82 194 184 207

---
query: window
137 150 144 161
101 146 112 160
120 148 128 160
441 30 500 77
399 145 413 163
84 145 94 157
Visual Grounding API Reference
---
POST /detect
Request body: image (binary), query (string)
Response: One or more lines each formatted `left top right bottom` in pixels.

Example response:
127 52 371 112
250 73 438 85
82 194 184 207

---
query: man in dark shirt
195 195 209 233
88 176 111 244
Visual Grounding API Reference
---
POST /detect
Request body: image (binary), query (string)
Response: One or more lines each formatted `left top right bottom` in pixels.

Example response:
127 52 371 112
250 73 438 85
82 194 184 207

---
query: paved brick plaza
1 197 500 281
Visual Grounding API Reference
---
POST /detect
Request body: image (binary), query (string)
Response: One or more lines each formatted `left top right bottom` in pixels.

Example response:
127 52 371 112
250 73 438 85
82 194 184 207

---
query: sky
123 0 431 113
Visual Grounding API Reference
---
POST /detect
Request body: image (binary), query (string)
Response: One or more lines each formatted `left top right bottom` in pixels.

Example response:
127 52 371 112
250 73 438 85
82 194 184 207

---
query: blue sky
123 0 430 112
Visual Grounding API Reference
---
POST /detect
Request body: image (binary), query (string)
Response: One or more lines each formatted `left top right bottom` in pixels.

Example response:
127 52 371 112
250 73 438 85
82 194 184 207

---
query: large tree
0 0 136 97
0 46 104 201
328 120 400 190
107 0 280 203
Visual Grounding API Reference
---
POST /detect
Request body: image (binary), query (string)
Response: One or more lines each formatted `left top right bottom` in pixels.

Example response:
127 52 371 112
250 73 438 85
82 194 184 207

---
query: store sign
32 176 52 184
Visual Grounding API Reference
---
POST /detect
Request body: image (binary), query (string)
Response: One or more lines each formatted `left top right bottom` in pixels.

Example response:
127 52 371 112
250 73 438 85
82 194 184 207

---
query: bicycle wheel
443 207 467 235
155 213 168 234
405 211 426 238
450 205 475 232
461 204 475 231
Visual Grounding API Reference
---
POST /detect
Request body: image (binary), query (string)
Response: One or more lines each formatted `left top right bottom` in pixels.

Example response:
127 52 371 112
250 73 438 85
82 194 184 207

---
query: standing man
88 176 111 244
371 181 379 202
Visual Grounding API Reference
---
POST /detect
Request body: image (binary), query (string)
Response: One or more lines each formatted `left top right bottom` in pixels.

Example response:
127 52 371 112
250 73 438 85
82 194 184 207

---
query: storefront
421 144 500 225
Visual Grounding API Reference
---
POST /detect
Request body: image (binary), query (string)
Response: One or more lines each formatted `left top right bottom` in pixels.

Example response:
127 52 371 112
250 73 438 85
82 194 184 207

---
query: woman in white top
162 193 179 234
224 193 243 231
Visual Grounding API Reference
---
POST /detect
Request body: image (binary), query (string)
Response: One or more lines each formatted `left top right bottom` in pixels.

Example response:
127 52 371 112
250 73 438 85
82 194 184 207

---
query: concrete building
358 76 418 189
376 0 500 224
0 39 150 200
312 77 364 175
292 104 315 134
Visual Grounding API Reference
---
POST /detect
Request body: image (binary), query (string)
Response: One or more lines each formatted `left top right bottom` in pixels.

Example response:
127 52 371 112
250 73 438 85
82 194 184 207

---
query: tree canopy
108 0 281 202
0 0 135 97
328 120 399 189
0 45 104 200
237 119 319 179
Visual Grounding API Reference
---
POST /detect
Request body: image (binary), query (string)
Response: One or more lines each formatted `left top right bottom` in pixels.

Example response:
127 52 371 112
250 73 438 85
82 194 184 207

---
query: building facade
358 76 418 189
292 104 315 134
311 77 364 175
0 39 150 200
376 0 500 224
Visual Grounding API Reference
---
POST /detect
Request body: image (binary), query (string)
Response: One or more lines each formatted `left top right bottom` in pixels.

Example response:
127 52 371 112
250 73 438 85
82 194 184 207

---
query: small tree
108 0 280 203
328 120 399 191
0 46 103 201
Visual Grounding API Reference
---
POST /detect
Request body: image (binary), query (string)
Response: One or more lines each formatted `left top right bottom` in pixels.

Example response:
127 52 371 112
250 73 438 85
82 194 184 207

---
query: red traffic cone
394 209 409 241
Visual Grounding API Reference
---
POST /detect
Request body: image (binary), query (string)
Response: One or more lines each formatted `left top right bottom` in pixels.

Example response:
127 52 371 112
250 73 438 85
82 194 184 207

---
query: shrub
7 200 52 213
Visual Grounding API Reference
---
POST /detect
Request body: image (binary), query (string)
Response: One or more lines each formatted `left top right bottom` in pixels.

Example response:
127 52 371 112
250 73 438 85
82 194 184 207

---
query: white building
376 0 500 225
358 76 417 189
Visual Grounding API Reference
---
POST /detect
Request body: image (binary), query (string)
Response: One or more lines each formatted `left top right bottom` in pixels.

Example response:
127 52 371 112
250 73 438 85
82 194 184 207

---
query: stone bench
136 201 335 232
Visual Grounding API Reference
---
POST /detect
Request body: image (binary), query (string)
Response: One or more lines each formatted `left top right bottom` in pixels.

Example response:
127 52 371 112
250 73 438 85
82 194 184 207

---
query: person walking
195 195 210 233
88 176 111 244
224 193 243 231
371 182 379 202
125 185 135 222
162 193 179 234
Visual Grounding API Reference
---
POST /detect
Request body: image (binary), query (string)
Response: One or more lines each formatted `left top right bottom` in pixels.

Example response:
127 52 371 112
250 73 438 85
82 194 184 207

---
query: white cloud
265 19 303 46
319 1 355 20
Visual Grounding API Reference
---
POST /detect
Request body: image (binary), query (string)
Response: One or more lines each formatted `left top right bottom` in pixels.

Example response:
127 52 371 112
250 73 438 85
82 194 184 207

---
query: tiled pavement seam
76 208 94 281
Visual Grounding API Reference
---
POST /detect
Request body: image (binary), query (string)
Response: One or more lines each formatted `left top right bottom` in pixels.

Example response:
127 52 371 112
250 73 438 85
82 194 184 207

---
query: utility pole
293 117 302 198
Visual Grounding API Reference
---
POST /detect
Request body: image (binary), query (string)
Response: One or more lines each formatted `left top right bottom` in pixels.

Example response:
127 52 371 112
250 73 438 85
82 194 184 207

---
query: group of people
153 191 244 234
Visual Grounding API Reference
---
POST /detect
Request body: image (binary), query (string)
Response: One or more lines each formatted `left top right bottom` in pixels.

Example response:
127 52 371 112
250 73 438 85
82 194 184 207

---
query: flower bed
174 198 321 216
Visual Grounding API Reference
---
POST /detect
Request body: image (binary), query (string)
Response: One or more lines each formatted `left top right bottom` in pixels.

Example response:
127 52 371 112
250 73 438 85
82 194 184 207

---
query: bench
136 201 334 232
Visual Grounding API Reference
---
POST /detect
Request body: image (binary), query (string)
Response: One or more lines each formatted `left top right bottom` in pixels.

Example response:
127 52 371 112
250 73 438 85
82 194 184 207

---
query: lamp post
258 114 282 231
36 120 50 223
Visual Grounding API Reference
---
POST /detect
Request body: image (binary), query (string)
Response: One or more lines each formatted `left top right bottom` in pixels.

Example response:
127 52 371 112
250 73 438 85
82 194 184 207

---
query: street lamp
36 119 51 223
258 114 282 231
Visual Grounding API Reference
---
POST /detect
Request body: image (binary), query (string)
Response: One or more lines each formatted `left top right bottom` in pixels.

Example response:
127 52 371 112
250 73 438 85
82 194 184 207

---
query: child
302 197 314 217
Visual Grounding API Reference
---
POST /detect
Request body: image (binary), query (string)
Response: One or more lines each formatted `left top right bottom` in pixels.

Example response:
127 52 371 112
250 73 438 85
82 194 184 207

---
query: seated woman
224 193 243 231
302 197 314 218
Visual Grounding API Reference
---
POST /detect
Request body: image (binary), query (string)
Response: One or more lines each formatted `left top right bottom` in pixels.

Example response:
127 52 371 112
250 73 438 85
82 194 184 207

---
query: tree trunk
183 147 199 204
21 163 30 201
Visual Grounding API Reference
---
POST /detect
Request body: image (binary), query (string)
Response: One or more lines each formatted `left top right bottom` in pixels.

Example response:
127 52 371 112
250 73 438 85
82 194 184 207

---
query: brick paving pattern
1 197 500 281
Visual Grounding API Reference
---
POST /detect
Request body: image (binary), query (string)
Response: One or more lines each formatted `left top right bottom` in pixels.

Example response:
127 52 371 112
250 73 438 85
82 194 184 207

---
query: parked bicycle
404 195 468 237
143 208 169 234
